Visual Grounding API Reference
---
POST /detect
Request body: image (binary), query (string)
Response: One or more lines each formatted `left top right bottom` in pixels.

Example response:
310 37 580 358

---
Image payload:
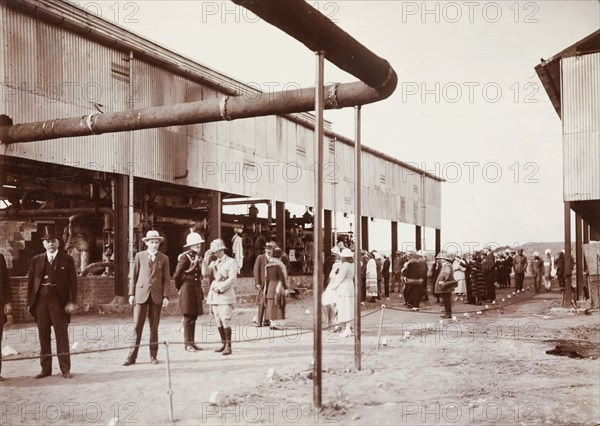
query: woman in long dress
322 246 341 330
265 248 287 329
329 248 356 337
453 256 466 296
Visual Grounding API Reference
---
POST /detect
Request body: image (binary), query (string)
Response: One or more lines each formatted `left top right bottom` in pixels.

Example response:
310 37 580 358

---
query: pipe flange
84 114 99 134
219 96 233 121
326 83 341 109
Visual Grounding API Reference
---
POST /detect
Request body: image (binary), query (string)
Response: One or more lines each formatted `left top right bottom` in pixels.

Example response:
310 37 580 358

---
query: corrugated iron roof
535 29 600 118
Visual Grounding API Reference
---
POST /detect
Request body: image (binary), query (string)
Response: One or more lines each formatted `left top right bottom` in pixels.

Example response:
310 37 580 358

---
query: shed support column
435 228 441 256
415 226 422 252
208 191 222 243
114 174 129 297
324 209 332 252
276 201 286 250
591 226 600 242
583 220 589 244
575 213 583 300
564 202 573 306
361 216 369 251
391 222 398 257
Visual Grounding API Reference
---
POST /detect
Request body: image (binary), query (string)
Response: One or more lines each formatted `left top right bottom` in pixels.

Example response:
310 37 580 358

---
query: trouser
383 276 390 297
35 287 71 374
257 289 267 325
533 274 542 293
485 273 496 300
128 299 162 361
183 314 198 345
361 279 366 302
515 273 524 291
441 293 452 315
411 284 423 308
392 273 404 294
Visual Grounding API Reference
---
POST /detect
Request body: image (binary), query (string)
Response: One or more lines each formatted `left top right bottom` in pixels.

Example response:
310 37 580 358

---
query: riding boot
214 326 226 353
222 327 232 356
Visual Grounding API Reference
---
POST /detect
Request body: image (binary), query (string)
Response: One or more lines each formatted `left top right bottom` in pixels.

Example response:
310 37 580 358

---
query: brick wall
8 276 115 323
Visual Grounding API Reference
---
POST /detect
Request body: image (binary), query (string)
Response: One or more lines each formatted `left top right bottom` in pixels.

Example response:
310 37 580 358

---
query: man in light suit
123 230 171 366
0 253 13 381
206 239 238 356
27 226 78 379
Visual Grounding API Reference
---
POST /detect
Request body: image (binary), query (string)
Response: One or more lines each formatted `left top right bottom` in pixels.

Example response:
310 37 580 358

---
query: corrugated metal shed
0 0 442 229
562 53 600 201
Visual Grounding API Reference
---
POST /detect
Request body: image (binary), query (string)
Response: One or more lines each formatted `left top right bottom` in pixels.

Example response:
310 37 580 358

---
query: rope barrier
385 287 538 315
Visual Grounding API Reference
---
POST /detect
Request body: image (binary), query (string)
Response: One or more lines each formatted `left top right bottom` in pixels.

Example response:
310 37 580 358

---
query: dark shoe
61 372 73 379
150 357 159 365
0 376 5 381
191 344 203 351
35 371 52 379
122 359 135 366
440 314 452 319
215 326 226 353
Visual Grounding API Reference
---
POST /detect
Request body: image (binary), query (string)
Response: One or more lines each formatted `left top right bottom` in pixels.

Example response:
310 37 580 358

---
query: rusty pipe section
0 207 113 218
0 1 397 144
1 81 391 144
232 0 396 92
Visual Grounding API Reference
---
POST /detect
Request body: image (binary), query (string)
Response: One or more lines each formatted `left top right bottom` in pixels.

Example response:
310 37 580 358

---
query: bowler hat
142 230 164 243
273 248 283 258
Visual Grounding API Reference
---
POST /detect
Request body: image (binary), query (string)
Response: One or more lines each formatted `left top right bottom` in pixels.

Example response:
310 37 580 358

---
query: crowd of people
0 227 577 381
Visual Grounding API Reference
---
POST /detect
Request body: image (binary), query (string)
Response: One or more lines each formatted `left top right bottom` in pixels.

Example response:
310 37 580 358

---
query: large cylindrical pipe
0 80 395 144
232 0 396 92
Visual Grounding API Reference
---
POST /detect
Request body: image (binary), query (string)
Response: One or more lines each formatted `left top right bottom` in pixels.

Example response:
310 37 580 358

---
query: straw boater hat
234 227 243 233
340 248 353 258
183 232 204 247
142 230 164 243
265 242 276 249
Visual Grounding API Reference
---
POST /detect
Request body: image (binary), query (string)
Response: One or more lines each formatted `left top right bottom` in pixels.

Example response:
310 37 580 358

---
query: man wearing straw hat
173 230 205 352
206 239 238 356
253 241 275 327
27 225 77 379
123 230 171 366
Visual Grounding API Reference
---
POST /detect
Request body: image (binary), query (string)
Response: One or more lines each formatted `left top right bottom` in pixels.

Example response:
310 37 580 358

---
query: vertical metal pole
575 213 583 300
128 51 135 286
376 306 386 352
313 50 325 410
163 341 175 424
353 105 362 371
564 202 573 306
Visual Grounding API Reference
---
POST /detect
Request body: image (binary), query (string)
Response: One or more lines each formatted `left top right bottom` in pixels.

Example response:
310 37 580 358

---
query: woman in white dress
329 248 356 337
453 256 466 296
322 247 341 330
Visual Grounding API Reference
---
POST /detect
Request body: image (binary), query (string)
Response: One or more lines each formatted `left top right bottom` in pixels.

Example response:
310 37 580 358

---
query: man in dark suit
123 230 171 366
0 253 13 381
27 226 78 379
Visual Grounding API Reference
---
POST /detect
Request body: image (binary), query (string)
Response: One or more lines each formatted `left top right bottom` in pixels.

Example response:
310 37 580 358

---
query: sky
105 0 599 252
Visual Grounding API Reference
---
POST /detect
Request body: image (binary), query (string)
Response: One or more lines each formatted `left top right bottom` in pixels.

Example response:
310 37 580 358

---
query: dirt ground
1 283 599 426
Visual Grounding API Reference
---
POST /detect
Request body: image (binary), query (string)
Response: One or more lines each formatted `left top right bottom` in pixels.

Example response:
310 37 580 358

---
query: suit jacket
1 254 12 325
27 251 78 320
129 251 171 305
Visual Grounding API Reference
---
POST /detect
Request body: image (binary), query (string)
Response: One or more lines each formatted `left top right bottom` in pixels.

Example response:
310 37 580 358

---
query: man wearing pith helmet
205 238 238 356
173 230 205 352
